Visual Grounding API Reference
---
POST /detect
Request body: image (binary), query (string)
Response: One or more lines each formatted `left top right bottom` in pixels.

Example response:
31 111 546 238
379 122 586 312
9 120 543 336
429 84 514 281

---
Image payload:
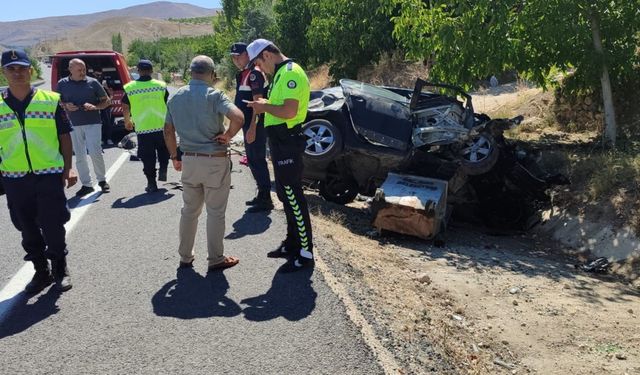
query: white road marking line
0 152 130 323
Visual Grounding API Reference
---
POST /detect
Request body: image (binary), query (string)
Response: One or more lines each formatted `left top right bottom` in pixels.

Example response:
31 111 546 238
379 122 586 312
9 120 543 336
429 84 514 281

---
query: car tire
319 175 359 205
302 119 342 161
460 133 499 176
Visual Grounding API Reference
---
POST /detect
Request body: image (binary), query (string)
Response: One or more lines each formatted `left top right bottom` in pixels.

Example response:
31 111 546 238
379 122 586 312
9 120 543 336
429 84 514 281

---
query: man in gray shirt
164 55 244 272
56 58 111 197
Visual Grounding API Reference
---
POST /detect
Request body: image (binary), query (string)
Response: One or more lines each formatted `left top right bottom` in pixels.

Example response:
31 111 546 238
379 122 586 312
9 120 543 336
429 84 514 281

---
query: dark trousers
2 173 70 265
243 121 271 192
268 127 313 259
101 108 113 144
137 131 169 179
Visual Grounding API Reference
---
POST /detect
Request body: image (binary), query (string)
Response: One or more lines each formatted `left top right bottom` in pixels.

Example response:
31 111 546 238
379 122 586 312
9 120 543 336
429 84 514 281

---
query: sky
0 1 222 22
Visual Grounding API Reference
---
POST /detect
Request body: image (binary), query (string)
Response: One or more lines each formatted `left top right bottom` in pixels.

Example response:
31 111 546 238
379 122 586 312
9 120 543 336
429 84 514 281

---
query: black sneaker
178 260 194 269
278 257 315 273
24 268 53 294
51 258 72 292
98 181 110 193
267 242 294 259
245 196 260 206
158 170 168 182
75 185 95 197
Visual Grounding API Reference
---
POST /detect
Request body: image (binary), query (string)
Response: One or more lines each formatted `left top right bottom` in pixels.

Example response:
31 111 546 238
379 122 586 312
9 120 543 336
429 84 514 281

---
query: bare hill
0 1 218 47
34 16 213 55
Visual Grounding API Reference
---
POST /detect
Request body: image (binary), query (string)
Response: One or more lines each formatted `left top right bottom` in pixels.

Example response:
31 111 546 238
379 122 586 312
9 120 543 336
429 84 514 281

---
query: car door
341 80 412 151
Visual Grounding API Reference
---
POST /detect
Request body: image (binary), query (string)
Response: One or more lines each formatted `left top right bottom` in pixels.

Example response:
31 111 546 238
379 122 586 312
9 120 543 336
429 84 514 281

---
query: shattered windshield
340 79 410 105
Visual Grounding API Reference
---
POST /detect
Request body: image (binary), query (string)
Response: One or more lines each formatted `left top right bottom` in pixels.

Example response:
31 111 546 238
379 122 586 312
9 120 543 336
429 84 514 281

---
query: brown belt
182 151 228 158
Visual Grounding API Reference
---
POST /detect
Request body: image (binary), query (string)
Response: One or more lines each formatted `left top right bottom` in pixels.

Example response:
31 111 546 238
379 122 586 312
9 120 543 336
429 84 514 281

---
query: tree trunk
590 9 617 147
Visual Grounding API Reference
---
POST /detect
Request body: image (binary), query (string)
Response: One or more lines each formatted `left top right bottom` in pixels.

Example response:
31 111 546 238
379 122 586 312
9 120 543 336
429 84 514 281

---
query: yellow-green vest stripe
0 90 63 177
265 61 310 129
123 79 167 133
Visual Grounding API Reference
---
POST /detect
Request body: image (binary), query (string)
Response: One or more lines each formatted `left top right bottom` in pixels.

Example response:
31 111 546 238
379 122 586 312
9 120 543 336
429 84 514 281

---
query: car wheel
302 119 342 161
319 175 359 205
460 133 499 176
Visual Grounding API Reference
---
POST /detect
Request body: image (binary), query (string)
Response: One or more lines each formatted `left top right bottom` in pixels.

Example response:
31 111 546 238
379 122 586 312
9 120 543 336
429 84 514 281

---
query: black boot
51 258 72 292
158 168 168 182
145 176 158 193
25 260 53 294
247 190 274 212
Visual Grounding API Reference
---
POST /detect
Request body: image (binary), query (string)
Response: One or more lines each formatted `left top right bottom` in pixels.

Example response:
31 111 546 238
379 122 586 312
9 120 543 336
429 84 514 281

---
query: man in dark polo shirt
230 42 273 212
56 58 111 197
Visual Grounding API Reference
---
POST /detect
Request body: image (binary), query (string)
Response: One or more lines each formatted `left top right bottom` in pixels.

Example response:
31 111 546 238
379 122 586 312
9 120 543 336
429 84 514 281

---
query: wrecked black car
302 78 566 230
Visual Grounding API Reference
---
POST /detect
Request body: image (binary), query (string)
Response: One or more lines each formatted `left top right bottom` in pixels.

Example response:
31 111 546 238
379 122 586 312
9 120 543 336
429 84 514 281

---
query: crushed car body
302 78 568 232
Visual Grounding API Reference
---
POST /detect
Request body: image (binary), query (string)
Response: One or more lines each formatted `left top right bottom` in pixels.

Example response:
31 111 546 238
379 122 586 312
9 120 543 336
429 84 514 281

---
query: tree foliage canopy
383 0 640 91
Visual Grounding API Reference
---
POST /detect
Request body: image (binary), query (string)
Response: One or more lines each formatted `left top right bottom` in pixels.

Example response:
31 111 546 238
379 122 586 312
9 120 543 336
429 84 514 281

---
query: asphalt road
0 72 383 374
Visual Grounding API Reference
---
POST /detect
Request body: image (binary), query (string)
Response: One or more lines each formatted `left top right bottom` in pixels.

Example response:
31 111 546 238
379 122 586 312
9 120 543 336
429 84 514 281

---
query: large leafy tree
383 0 640 146
307 0 396 79
273 0 313 66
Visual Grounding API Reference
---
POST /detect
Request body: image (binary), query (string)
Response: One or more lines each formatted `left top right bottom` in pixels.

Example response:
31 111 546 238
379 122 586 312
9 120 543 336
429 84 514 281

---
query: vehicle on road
50 50 132 143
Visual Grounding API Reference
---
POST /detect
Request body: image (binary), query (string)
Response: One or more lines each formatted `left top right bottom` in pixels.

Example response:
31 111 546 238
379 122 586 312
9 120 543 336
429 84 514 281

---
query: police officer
122 59 170 192
0 50 77 292
246 39 313 272
230 42 273 212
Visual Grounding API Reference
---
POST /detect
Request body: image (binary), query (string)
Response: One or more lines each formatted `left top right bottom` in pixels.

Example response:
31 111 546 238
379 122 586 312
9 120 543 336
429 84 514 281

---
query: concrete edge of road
314 252 402 374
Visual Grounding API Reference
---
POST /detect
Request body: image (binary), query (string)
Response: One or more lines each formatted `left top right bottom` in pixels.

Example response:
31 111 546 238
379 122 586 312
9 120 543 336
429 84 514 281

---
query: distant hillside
0 1 219 47
33 17 213 55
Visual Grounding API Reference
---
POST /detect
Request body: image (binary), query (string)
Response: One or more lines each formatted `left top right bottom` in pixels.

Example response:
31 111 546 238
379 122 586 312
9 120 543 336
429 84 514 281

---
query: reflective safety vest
123 79 167 134
0 90 64 177
265 61 310 129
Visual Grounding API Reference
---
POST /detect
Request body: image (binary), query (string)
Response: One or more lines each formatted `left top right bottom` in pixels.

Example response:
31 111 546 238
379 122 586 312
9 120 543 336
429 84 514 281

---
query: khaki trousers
178 155 230 266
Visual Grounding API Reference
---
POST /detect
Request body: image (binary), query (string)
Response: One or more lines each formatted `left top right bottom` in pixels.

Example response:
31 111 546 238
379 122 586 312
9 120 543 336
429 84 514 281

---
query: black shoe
278 257 315 273
24 268 53 294
145 181 158 193
245 196 260 206
246 200 274 213
98 181 110 193
76 185 95 197
158 169 168 182
267 242 294 259
51 259 72 292
178 260 194 269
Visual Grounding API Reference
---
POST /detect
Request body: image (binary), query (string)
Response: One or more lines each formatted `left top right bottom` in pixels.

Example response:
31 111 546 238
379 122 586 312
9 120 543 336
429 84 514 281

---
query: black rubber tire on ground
302 119 343 162
460 133 499 176
319 175 359 205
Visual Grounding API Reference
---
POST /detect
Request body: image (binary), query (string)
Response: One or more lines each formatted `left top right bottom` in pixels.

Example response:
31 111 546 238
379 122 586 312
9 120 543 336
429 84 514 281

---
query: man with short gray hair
164 55 244 271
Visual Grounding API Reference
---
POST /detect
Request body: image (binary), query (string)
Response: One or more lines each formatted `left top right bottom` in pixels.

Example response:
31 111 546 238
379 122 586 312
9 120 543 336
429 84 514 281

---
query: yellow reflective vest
123 79 167 133
0 89 64 177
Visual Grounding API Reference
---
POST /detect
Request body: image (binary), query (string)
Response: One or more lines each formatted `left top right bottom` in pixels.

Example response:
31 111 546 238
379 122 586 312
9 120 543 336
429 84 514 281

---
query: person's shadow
112 190 174 209
225 211 272 239
240 266 316 322
151 268 241 319
0 287 62 339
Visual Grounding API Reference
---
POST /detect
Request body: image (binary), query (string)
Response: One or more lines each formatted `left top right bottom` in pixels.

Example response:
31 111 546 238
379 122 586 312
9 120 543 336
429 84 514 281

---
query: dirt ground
299 194 640 374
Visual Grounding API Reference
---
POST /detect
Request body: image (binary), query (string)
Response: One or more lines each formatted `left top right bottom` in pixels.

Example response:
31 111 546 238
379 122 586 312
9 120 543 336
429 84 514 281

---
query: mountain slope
0 1 218 47
34 16 213 54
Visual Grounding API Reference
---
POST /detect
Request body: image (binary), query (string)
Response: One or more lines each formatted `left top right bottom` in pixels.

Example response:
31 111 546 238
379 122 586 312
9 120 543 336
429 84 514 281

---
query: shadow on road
225 211 272 239
151 268 241 319
111 190 174 209
240 266 316 322
0 287 62 339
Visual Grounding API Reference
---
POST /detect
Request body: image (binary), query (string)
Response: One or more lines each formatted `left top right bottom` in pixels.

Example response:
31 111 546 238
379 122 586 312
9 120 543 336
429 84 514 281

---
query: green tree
111 33 123 53
383 0 640 146
307 0 396 79
273 0 312 65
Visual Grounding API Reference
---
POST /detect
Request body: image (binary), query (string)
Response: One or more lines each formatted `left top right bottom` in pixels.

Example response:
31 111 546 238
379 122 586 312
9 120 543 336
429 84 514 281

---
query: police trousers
2 173 70 266
267 125 313 259
137 130 170 178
